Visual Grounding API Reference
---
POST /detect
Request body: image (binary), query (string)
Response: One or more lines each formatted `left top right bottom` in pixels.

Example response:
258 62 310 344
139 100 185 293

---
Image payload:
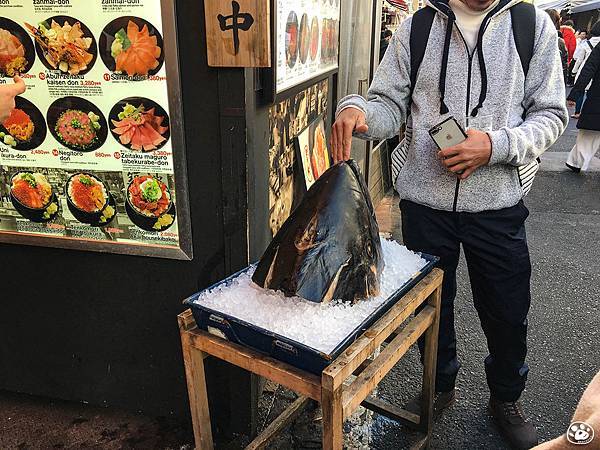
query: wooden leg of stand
181 334 214 450
321 375 343 450
419 285 442 440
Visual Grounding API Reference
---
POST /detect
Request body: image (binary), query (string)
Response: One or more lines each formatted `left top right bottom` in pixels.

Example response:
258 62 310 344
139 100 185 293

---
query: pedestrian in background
566 32 600 172
561 20 577 67
379 29 393 62
570 22 600 120
547 10 569 84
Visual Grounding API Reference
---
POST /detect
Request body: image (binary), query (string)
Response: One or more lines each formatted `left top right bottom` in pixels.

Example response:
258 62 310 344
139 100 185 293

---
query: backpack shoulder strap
409 6 436 93
587 40 594 51
510 2 536 77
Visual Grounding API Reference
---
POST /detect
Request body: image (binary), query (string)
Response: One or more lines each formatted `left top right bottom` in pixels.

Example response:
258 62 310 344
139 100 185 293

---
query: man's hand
0 76 26 122
567 99 576 108
331 108 368 163
438 128 492 180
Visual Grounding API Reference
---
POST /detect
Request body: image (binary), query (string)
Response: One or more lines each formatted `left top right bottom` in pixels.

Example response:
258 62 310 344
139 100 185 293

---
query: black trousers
401 199 532 402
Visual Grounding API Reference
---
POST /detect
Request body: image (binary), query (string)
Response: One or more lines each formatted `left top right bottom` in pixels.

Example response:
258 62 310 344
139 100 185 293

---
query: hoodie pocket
517 159 540 197
391 126 412 191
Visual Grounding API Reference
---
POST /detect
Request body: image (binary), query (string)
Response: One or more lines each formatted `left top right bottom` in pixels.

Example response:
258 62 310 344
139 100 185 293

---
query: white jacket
573 36 600 87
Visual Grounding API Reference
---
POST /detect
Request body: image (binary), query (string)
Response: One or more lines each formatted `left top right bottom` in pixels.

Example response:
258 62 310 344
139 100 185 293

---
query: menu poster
275 0 340 94
0 0 188 258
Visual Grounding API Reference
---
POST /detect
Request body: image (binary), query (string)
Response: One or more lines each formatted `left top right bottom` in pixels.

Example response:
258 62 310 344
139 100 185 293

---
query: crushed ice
193 239 428 354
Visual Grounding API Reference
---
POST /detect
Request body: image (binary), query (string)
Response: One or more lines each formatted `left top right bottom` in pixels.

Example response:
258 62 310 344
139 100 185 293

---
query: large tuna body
252 160 384 303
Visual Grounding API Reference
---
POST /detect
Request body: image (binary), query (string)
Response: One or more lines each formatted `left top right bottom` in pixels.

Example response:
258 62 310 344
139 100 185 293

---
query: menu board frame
262 0 340 103
0 0 193 261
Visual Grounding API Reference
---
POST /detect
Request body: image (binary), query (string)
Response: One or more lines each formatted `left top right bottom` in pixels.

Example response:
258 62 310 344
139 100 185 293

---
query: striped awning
386 0 409 12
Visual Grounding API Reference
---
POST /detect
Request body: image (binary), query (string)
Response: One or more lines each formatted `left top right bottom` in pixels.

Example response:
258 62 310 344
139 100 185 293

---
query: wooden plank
187 330 322 401
323 269 443 390
342 307 435 419
246 396 310 450
178 309 195 331
361 396 420 429
419 286 442 434
180 333 214 450
204 0 271 67
410 435 430 450
321 381 343 450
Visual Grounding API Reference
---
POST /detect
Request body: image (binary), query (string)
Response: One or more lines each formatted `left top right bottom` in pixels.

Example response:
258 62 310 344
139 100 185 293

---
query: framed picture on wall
295 117 331 190
263 0 340 102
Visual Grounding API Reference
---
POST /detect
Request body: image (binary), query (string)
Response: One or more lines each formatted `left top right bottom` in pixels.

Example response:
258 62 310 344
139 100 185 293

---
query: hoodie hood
425 0 525 116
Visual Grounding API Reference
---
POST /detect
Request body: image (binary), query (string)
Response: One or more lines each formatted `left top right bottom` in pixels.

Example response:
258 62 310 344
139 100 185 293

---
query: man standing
332 0 568 448
379 28 393 61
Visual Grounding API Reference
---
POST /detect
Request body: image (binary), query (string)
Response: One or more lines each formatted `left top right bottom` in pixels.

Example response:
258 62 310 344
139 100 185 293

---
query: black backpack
391 3 539 196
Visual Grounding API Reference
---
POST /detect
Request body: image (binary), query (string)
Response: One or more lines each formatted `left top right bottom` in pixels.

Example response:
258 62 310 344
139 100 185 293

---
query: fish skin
252 160 384 303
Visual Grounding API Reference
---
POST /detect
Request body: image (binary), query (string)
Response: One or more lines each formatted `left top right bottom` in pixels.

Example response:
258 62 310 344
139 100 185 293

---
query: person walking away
332 0 568 448
566 34 600 172
0 76 26 122
569 23 600 121
380 29 393 62
546 10 569 84
561 20 577 68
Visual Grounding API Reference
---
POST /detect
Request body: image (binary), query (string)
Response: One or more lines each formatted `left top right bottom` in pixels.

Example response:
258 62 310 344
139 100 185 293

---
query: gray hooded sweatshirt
337 0 568 213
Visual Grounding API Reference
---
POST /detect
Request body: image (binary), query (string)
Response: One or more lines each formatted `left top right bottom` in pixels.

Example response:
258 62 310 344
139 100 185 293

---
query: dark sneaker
566 163 581 173
404 389 456 420
489 397 538 449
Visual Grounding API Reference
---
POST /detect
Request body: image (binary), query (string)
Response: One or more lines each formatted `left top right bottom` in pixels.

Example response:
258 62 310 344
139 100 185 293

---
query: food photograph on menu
296 117 331 190
276 0 340 94
0 17 35 77
28 16 97 75
109 97 170 152
99 16 164 79
0 0 185 258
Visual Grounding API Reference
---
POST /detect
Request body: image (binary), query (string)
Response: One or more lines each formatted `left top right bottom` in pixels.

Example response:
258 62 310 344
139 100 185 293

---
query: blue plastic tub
184 253 439 374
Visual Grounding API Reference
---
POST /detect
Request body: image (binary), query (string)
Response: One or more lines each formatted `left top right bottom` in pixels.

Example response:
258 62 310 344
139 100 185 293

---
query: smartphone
428 117 468 150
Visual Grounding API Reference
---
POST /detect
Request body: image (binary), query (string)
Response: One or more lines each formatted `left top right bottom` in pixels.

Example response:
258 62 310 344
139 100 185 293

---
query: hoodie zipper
454 29 473 212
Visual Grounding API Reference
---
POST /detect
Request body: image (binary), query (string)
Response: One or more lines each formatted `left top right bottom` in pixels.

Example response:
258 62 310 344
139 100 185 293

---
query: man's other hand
331 108 368 163
439 128 492 180
0 76 26 122
567 99 576 108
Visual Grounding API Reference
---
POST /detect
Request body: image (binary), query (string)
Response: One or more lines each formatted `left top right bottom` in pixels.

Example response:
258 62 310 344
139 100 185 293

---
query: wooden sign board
205 0 271 67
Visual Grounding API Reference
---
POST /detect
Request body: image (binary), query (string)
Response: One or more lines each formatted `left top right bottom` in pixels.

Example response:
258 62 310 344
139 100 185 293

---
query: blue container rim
183 252 439 360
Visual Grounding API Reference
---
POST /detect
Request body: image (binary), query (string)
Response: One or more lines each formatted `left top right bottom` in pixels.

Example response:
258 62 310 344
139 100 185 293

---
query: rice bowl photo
109 97 170 153
47 96 108 152
99 16 164 78
0 18 35 77
27 16 97 75
0 96 46 151
126 175 176 232
10 171 59 222
65 173 116 226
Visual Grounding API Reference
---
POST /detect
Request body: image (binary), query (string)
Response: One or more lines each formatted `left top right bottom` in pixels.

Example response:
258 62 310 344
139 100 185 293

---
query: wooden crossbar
322 270 443 391
361 396 421 428
341 306 436 419
245 396 311 450
187 330 322 401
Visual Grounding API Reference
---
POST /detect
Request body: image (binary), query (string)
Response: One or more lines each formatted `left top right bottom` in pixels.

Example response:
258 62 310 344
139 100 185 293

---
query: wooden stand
178 268 443 450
